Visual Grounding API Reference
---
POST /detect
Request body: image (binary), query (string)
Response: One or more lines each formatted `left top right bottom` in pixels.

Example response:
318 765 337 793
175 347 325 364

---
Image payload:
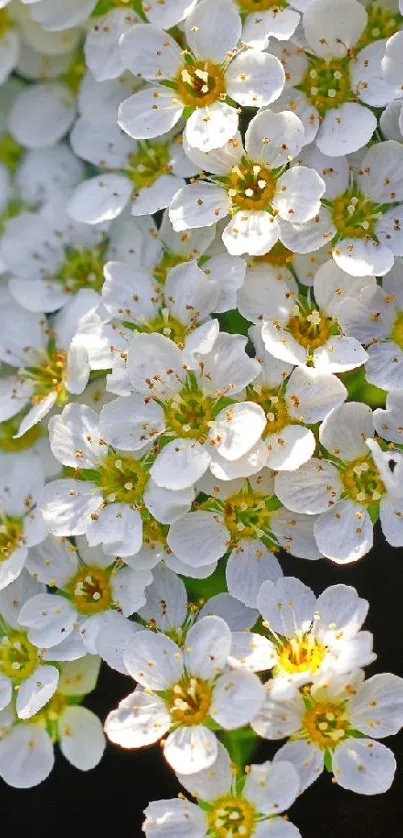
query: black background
2 528 402 838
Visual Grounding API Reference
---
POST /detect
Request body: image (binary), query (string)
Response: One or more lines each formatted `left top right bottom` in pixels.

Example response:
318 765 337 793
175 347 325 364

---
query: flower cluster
1 0 403 833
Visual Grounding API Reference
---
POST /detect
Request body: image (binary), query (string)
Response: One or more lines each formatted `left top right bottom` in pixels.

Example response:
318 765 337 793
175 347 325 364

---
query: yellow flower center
176 61 226 108
31 691 69 740
356 2 401 50
0 515 24 563
342 455 385 505
0 413 42 453
164 387 214 441
153 250 190 285
224 490 272 540
225 161 275 212
141 309 188 347
142 516 169 551
331 191 379 239
57 246 105 294
128 142 171 189
287 306 330 349
168 676 212 725
249 242 294 268
25 349 68 408
0 631 38 680
68 565 112 615
391 310 403 350
248 386 288 437
238 0 286 11
277 634 325 674
0 133 23 174
301 57 351 115
208 796 256 838
303 700 349 749
98 452 150 505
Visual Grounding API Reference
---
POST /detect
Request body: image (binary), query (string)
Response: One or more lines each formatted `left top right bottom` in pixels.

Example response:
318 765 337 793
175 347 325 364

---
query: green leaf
183 560 228 604
217 310 250 336
340 367 386 408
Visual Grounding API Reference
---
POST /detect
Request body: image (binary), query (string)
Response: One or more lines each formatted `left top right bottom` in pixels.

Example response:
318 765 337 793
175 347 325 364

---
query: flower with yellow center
158 745 301 837
105 615 265 773
40 400 194 557
253 672 403 795
172 109 324 256
207 796 256 838
275 401 401 562
118 0 286 152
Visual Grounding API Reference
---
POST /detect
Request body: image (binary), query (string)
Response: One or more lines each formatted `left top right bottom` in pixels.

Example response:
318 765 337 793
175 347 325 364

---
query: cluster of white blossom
0 0 403 832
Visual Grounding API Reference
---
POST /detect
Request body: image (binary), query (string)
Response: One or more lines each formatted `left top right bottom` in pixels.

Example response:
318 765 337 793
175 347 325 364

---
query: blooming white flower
170 113 325 256
75 259 223 385
0 656 105 788
230 576 375 699
105 615 265 773
286 140 403 276
39 402 195 557
276 401 403 562
84 8 142 83
0 292 93 437
20 534 153 654
0 450 46 590
168 469 322 607
68 112 198 224
117 0 285 151
239 0 311 49
0 570 86 720
145 742 302 838
243 260 369 372
117 330 265 489
253 669 403 795
282 0 400 156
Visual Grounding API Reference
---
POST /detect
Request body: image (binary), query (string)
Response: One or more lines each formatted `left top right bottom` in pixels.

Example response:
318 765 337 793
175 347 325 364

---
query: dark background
2 528 402 838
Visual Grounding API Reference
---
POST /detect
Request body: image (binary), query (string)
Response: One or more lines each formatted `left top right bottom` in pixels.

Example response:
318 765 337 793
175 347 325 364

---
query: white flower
230 576 375 699
0 570 84 720
275 401 403 562
104 615 265 773
118 0 285 151
244 330 348 469
84 9 142 82
1 206 109 312
244 260 369 371
68 112 197 224
20 534 153 652
76 259 223 381
253 670 403 795
335 259 403 391
284 0 400 156
170 112 325 256
144 743 302 838
168 469 322 607
120 330 265 489
290 141 403 276
39 402 195 556
0 656 105 788
0 293 93 437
